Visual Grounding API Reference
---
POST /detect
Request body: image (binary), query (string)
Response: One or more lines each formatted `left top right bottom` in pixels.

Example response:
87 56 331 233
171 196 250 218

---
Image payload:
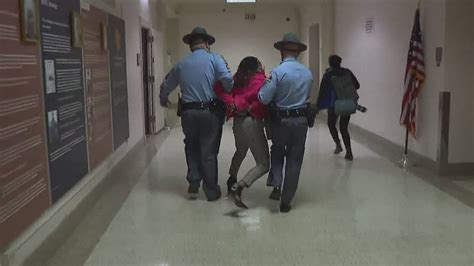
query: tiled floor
73 123 474 266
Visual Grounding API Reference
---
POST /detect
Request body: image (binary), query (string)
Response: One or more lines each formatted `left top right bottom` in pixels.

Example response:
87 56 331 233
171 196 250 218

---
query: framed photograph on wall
71 11 83 48
20 0 40 43
101 23 107 50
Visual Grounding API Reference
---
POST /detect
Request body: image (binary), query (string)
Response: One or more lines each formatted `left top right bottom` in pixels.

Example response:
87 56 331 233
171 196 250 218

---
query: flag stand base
398 154 415 172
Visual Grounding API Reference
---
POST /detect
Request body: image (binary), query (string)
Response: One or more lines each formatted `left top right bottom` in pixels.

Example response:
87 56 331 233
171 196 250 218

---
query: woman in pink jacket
214 56 269 209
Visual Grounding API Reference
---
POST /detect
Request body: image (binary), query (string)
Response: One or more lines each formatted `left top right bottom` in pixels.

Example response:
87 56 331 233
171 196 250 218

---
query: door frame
140 26 156 135
309 23 320 103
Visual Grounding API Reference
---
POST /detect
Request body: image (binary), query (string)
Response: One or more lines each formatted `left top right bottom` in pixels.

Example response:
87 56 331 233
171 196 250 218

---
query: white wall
334 0 446 162
175 3 300 74
299 0 335 102
444 0 474 163
299 0 334 77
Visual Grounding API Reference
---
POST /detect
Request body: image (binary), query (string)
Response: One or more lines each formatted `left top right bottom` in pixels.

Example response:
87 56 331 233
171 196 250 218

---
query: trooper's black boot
334 143 343 155
187 184 199 200
226 176 237 198
280 203 291 213
269 187 281 201
231 184 248 209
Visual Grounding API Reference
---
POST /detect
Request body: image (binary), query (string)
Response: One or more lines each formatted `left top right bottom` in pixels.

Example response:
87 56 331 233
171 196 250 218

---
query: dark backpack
330 69 359 115
330 69 359 101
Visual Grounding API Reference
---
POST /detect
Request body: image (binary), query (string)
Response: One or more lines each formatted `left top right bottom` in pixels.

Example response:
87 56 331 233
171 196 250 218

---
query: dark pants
327 108 351 152
266 117 308 206
181 109 222 200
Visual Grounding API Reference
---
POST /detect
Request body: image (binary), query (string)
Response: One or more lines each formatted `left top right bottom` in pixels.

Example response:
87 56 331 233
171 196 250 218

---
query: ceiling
163 0 317 5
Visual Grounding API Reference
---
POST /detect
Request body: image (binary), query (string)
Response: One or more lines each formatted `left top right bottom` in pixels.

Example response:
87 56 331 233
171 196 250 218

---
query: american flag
400 8 425 137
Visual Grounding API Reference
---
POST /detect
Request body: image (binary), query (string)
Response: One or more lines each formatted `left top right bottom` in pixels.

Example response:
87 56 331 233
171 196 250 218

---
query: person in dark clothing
317 55 365 161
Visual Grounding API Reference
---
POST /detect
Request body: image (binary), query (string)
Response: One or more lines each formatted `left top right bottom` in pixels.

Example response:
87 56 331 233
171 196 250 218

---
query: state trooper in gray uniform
258 33 313 213
159 27 233 201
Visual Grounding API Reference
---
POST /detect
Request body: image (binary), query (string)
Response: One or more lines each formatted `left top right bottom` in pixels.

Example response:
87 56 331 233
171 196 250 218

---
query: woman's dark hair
234 56 260 88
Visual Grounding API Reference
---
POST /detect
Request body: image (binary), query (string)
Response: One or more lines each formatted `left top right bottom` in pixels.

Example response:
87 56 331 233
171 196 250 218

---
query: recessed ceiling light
226 0 257 3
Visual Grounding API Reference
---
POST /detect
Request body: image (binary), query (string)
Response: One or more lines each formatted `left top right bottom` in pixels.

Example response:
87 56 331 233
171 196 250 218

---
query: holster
209 99 226 122
177 95 183 117
268 103 281 124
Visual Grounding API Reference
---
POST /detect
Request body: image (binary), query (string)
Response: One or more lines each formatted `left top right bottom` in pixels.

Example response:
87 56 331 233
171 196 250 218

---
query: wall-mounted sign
0 0 51 247
40 0 89 203
108 14 129 149
82 6 114 170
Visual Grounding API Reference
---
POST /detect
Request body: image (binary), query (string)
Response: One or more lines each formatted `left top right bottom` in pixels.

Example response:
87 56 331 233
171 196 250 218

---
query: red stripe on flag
400 8 425 138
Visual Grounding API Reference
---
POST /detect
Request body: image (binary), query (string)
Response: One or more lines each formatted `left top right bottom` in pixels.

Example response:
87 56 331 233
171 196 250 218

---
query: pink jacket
214 71 268 120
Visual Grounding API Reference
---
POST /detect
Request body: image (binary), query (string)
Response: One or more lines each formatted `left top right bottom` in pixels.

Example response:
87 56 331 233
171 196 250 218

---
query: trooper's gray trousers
267 117 309 206
181 109 222 200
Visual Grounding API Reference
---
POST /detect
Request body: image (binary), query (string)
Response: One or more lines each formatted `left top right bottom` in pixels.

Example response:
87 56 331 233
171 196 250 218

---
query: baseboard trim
440 163 474 177
348 122 438 170
347 122 473 177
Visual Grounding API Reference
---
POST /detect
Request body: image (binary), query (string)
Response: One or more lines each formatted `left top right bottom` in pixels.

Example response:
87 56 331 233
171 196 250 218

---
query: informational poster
108 14 129 149
0 0 51 247
82 6 113 170
39 0 89 202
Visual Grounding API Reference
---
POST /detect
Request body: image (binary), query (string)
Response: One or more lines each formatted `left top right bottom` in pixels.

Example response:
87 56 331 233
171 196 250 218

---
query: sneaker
269 187 281 201
345 152 353 161
357 105 368 113
334 144 343 155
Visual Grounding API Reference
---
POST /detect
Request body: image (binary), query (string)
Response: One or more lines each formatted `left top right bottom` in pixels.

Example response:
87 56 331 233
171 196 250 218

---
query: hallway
47 123 473 266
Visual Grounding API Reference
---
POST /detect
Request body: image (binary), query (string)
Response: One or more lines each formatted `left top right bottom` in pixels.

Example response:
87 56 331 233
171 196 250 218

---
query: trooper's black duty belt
181 101 214 111
279 108 307 118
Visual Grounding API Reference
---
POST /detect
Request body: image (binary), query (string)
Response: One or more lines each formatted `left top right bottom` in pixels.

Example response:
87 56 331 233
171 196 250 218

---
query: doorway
141 27 156 135
309 24 320 103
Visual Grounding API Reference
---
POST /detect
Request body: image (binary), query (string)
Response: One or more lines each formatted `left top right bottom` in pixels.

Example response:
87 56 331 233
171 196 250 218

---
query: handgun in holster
210 99 226 123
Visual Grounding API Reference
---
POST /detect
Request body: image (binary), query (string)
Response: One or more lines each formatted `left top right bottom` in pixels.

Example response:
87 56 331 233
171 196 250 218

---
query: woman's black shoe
226 176 237 198
334 144 343 154
231 184 248 209
269 187 281 201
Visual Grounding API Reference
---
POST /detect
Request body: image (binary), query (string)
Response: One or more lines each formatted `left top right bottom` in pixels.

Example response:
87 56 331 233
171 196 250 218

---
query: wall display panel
82 6 113 170
39 0 89 202
107 14 129 149
0 0 51 247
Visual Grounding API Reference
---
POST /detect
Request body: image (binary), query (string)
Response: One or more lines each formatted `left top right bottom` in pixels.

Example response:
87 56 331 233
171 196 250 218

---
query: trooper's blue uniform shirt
160 48 233 104
258 57 313 109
